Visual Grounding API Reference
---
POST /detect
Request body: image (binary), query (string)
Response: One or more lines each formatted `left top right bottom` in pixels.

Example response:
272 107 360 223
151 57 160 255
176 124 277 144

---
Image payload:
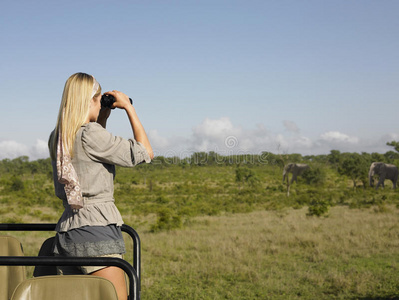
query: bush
307 198 329 217
235 167 260 187
9 176 25 191
301 166 326 186
150 208 182 232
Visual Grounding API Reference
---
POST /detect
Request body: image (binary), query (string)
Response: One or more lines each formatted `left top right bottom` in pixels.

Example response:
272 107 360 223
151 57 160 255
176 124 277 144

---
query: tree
387 141 399 153
327 150 341 170
371 152 386 163
190 152 208 166
384 151 399 163
235 166 259 188
261 152 284 168
288 153 303 163
338 153 368 188
9 176 25 192
301 165 326 186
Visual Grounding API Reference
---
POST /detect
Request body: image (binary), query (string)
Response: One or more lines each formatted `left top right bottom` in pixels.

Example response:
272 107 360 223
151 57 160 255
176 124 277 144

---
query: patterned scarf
56 77 99 211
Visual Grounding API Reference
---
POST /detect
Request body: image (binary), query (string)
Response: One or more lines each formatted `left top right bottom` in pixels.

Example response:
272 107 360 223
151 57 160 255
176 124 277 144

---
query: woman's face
88 94 102 122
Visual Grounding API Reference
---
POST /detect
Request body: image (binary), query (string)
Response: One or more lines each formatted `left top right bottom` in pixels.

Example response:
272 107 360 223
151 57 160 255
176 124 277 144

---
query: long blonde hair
49 72 101 160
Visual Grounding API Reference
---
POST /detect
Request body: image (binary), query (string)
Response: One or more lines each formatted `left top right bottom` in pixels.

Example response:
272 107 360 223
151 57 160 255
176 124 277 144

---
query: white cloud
320 131 359 144
283 120 300 134
190 118 293 155
175 118 398 156
191 117 241 152
381 133 399 144
0 139 49 160
366 133 399 153
1 120 398 161
30 139 49 160
192 117 236 138
0 141 29 160
148 129 169 149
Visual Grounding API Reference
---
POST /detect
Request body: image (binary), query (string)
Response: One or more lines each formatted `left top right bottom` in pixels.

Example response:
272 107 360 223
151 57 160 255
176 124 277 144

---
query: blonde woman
48 72 153 300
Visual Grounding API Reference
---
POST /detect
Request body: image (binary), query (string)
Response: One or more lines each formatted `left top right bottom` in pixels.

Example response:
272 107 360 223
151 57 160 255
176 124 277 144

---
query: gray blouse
51 122 151 233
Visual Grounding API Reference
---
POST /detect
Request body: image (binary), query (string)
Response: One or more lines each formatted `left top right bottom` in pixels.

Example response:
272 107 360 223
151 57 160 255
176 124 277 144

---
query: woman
48 72 154 300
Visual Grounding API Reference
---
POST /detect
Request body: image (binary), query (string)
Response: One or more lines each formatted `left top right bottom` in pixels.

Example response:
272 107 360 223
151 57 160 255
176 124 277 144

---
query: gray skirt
53 224 126 257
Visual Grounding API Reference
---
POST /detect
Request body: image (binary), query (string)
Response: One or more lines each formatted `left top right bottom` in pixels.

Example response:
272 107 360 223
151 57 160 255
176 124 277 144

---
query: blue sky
0 0 398 160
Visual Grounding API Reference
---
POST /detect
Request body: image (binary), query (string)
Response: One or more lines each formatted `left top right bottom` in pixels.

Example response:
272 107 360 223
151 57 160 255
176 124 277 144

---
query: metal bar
0 223 56 231
121 224 141 293
0 256 139 300
0 223 141 292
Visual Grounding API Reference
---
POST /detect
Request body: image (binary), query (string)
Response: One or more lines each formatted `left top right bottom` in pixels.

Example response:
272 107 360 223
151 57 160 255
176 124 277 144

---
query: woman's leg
91 266 127 300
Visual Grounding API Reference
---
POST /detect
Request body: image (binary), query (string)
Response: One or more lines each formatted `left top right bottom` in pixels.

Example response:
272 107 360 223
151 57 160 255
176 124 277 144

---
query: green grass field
139 207 399 299
1 158 399 299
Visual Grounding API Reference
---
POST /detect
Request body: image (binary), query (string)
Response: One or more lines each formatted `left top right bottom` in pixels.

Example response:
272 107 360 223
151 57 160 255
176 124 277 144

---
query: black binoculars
101 95 133 109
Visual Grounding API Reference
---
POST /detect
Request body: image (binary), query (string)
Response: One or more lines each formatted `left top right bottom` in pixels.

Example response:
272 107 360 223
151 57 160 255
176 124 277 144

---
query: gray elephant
283 163 310 185
368 162 398 189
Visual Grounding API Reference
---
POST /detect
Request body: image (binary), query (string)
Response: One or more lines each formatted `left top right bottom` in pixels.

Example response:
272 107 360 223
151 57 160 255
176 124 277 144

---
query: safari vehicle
0 223 141 300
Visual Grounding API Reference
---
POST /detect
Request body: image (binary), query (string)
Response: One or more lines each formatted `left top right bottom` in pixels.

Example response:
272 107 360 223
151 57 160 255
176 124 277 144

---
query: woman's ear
89 97 95 107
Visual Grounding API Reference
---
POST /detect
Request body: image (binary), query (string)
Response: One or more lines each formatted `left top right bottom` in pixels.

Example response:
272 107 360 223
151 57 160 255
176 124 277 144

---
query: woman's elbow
148 149 154 160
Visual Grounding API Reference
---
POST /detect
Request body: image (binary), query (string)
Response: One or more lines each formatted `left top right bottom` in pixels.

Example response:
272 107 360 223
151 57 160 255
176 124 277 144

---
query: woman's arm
124 105 154 159
105 90 154 159
96 107 111 128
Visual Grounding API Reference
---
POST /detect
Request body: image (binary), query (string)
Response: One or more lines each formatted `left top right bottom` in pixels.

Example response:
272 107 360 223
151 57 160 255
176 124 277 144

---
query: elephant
368 162 398 189
283 163 310 185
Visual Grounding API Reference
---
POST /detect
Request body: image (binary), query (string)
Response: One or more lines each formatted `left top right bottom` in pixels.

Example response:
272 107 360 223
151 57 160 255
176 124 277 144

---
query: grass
137 206 399 299
5 205 399 299
1 161 399 298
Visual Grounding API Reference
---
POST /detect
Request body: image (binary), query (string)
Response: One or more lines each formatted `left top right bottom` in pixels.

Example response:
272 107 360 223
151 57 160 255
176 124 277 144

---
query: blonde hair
49 72 101 160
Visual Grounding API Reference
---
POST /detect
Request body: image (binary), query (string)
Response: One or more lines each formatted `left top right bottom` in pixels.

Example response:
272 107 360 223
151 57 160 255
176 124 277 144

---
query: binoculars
101 95 133 109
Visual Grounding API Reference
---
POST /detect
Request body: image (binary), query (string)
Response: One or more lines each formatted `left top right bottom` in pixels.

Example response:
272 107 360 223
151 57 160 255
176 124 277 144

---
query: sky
0 0 398 160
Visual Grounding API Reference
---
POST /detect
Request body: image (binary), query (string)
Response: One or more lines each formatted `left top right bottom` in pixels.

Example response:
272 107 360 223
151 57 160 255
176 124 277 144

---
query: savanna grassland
1 152 399 299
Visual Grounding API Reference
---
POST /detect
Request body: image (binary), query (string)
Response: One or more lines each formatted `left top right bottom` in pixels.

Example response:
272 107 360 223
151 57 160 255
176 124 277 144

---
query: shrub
235 167 260 187
302 166 326 186
150 208 182 232
9 176 25 191
307 198 329 217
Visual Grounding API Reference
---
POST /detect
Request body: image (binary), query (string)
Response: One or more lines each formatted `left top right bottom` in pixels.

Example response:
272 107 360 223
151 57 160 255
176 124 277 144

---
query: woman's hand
104 90 154 159
104 90 132 110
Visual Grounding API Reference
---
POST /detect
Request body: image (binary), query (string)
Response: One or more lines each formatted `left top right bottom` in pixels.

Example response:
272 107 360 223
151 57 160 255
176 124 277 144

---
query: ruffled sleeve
81 123 151 167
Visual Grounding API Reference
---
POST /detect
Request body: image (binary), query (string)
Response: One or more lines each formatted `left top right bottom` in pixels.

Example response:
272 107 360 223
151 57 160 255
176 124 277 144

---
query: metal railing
0 223 141 300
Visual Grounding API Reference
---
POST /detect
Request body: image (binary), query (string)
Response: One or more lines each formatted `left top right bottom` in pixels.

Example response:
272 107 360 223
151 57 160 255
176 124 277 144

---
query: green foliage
288 153 303 163
387 140 399 153
338 153 369 188
327 150 341 169
1 153 399 227
9 176 25 191
307 198 330 217
2 154 399 299
150 208 182 232
190 152 210 166
301 165 326 186
384 151 399 163
235 166 260 187
371 152 386 163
